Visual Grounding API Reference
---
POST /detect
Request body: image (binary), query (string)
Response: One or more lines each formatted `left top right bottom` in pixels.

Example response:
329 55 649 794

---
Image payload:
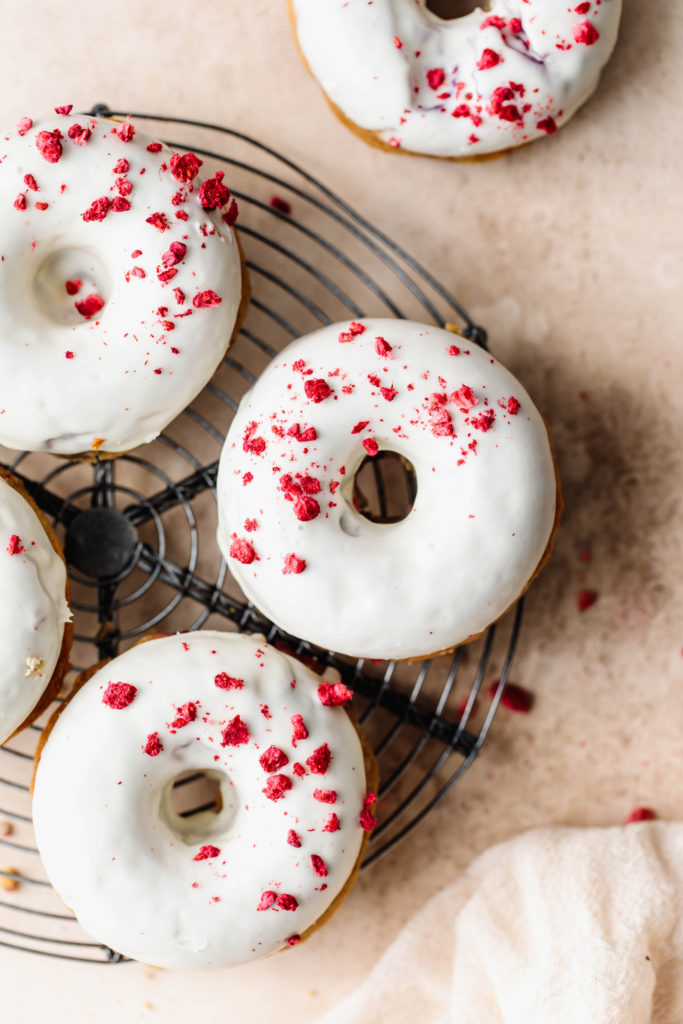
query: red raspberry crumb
260 704 271 719
171 702 198 729
229 537 257 564
375 336 392 357
426 68 445 90
304 378 333 403
380 387 397 402
323 813 340 833
161 241 187 267
110 197 131 213
313 789 337 804
243 472 253 485
292 762 306 778
572 20 599 45
113 158 130 174
13 194 27 211
259 746 290 773
65 351 74 360
625 807 656 824
311 854 328 878
82 197 110 222
6 535 25 555
481 14 506 28
173 287 186 305
214 672 244 690
24 174 38 192
470 409 496 432
277 894 298 911
221 715 250 747
116 121 135 142
394 35 403 48
317 682 353 707
287 424 318 443
193 845 220 861
293 495 320 522
157 268 177 284
537 116 558 135
283 553 306 575
306 743 331 775
66 280 82 299
487 680 534 713
170 152 203 182
147 142 163 153
257 890 277 911
115 176 133 196
75 294 105 319
269 195 291 215
16 116 32 136
351 421 369 434
360 793 377 831
291 715 308 746
363 438 379 457
509 16 522 32
36 130 63 163
143 732 163 756
54 104 73 115
198 171 230 210
146 212 170 232
575 1 591 11
263 774 293 802
451 385 478 411
35 202 49 211
243 518 257 532
193 290 222 309
222 199 239 227
448 345 461 356
287 829 302 848
477 48 502 70
507 396 521 414
286 934 301 946
67 123 92 145
577 589 598 611
102 682 137 709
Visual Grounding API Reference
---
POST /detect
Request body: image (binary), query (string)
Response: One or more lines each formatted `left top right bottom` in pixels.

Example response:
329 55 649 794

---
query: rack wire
0 106 522 964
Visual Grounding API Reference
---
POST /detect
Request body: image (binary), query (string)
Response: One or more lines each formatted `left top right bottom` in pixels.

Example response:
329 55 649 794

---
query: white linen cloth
316 824 683 1024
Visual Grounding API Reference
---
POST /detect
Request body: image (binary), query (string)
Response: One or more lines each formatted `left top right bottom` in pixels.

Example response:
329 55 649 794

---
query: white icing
32 631 368 969
0 474 70 744
216 319 557 660
291 0 622 157
0 114 242 455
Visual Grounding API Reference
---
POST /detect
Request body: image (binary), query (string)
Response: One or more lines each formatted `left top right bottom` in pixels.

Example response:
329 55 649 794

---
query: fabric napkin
316 824 683 1024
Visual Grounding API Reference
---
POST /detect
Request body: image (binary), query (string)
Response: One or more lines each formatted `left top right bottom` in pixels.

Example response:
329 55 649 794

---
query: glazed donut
0 110 246 456
216 319 559 660
289 0 622 158
32 631 377 968
0 467 71 745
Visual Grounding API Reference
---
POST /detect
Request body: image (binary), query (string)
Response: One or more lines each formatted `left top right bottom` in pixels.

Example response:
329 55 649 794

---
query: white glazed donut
0 110 244 456
0 469 71 744
289 0 622 158
32 631 375 969
216 319 559 660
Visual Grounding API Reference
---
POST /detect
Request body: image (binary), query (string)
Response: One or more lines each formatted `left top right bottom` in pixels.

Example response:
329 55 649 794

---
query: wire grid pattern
0 107 522 963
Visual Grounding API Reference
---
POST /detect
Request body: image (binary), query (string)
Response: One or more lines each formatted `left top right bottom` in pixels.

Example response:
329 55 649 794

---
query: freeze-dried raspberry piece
222 199 239 227
537 117 558 135
65 279 82 295
35 202 49 211
147 142 162 153
23 174 38 192
269 195 291 214
146 212 170 232
170 152 203 182
214 672 244 690
625 807 656 824
360 793 377 831
193 290 222 308
110 197 131 213
323 813 340 833
170 702 198 729
291 714 308 746
292 762 305 778
277 893 298 911
451 385 478 411
75 294 105 319
143 732 163 756
306 743 331 775
193 845 220 861
259 746 289 773
426 68 445 90
13 194 26 211
477 48 501 70
257 890 276 911
283 553 306 575
6 535 24 555
351 421 369 434
221 715 250 747
157 267 177 284
68 123 91 145
263 774 293 801
572 20 599 45
311 854 328 878
287 829 302 848
487 680 534 713
116 121 135 142
507 396 521 414
375 336 392 357
161 241 187 267
470 409 496 432
16 116 32 136
287 423 318 443
198 171 230 210
317 682 353 706
314 789 337 804
36 129 62 163
113 158 130 174
380 387 397 402
480 14 506 28
577 589 598 611
82 197 109 222
362 438 379 457
293 495 320 522
102 682 137 709
229 537 257 564
304 378 333 403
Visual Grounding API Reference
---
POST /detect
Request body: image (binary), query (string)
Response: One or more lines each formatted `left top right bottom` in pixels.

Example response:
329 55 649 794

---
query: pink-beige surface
1 1 681 1020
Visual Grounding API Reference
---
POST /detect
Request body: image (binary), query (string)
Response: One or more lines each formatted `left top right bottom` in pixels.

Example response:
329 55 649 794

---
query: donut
0 110 247 457
32 631 377 968
0 466 72 745
289 0 622 159
216 319 560 660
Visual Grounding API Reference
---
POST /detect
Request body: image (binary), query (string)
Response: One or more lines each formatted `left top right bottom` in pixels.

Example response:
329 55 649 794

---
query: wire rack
0 106 524 964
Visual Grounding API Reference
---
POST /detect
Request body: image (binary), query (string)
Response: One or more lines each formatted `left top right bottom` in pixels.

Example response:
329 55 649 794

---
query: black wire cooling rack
0 106 524 964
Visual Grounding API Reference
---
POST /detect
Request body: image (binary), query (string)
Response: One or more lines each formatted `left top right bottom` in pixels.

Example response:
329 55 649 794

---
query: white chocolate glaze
0 112 242 455
291 0 622 157
216 319 558 660
0 474 70 744
33 631 370 969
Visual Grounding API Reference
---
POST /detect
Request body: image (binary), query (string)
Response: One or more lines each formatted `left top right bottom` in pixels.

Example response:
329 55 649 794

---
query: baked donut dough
32 631 377 968
0 467 71 745
289 0 622 158
0 111 245 456
216 319 560 660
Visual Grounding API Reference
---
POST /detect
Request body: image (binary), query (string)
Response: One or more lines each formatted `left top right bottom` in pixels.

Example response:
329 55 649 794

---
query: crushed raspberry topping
351 421 369 434
363 438 379 457
426 68 445 90
113 158 129 174
293 495 321 522
537 117 558 135
338 322 365 343
448 345 461 356
243 422 266 454
6 535 24 555
259 746 290 773
193 290 222 308
277 893 298 911
305 743 331 775
82 197 109 222
229 537 257 564
146 142 162 153
477 48 502 70
221 715 250 747
311 854 328 877
572 20 599 45
193 845 220 861
304 378 333 403
269 195 291 215
506 396 521 414
24 174 38 192
487 680 534 713
260 704 272 719
287 829 302 848
54 104 73 115
146 212 170 231
481 14 506 29
318 682 353 707
263 774 293 802
36 130 63 163
314 789 337 804
380 387 397 402
577 589 598 611
287 423 318 443
375 336 392 357
451 385 478 411
143 732 163 756
222 199 239 227
198 171 230 210
13 194 26 211
323 813 340 833
110 197 131 213
161 241 187 267
16 116 32 136
283 553 306 575
291 714 308 745
625 807 656 824
102 682 137 709
214 672 244 690
170 702 198 729
116 121 135 142
257 891 276 911
470 409 496 432
360 793 378 831
292 762 306 778
170 152 203 182
75 294 105 320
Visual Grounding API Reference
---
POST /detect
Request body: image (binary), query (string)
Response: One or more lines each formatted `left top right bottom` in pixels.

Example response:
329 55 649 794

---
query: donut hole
352 450 417 525
33 246 111 327
425 0 489 20
160 768 236 845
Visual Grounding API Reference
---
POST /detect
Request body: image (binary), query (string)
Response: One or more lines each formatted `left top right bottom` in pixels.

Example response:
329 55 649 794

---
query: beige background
1 1 682 1020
